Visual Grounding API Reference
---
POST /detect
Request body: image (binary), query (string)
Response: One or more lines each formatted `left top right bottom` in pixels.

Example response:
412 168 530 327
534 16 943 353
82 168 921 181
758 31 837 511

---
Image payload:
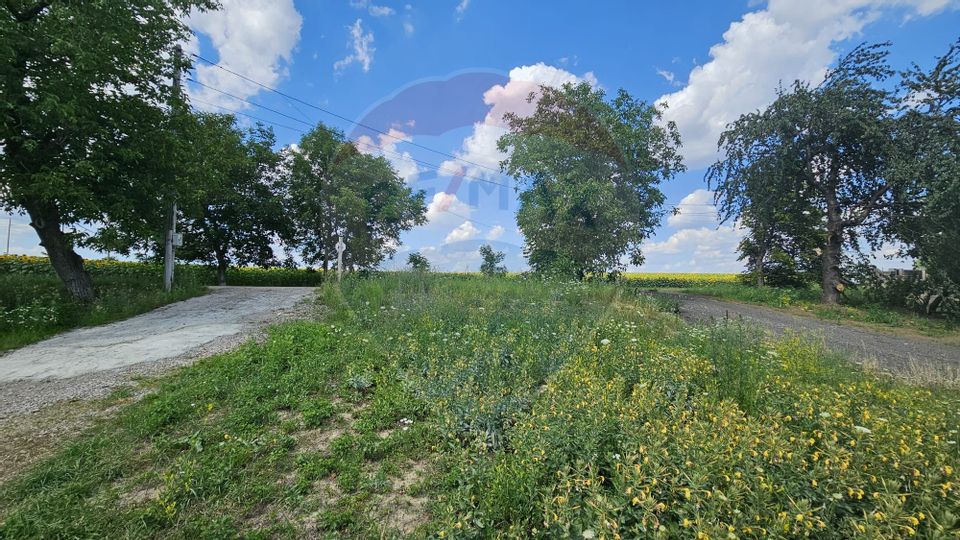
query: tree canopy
498 82 684 278
284 124 427 271
0 0 216 299
708 44 903 304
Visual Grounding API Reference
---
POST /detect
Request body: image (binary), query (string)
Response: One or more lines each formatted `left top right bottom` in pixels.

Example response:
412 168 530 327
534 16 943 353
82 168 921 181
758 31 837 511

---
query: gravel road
667 292 960 374
0 286 316 418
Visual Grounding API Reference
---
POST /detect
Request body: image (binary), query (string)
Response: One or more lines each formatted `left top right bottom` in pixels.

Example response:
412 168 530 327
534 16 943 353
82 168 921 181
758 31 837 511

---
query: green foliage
285 124 427 271
0 0 217 299
499 82 684 279
406 252 431 272
175 115 289 284
4 275 960 539
709 43 904 304
479 244 507 276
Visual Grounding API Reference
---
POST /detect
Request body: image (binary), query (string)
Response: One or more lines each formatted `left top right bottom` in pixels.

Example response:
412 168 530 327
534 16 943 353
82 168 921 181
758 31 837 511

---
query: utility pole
336 236 346 283
163 46 183 293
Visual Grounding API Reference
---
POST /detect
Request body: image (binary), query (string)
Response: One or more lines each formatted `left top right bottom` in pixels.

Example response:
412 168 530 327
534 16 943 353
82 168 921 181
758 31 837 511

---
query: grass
0 255 329 351
0 272 207 351
681 282 960 339
1 274 959 538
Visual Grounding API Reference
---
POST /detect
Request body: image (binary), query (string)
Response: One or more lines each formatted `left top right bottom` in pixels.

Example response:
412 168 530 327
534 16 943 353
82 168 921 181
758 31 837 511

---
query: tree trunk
821 226 843 305
216 255 228 286
26 200 95 301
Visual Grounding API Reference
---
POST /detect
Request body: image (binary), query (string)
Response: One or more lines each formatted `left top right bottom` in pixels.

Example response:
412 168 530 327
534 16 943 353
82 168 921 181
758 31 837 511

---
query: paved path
667 293 960 374
0 287 315 417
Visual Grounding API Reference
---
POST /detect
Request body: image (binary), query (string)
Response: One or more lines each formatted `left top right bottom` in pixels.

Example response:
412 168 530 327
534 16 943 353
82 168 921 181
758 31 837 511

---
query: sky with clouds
5 0 959 272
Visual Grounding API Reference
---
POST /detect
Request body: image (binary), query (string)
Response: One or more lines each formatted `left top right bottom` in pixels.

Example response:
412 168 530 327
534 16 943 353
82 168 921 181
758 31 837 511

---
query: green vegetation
0 260 206 351
2 275 958 538
684 282 959 337
0 255 325 351
499 82 684 278
710 41 960 305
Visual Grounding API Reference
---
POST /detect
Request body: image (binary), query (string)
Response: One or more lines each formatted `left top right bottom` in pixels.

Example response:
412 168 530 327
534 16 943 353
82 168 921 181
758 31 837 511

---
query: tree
890 39 960 287
407 252 430 272
498 83 683 279
709 44 899 304
0 0 217 300
285 124 426 271
479 244 507 276
176 114 288 285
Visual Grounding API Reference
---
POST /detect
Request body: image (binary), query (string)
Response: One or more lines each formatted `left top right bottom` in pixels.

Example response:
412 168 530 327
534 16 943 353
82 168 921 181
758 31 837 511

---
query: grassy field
0 255 326 351
680 282 959 338
1 274 958 538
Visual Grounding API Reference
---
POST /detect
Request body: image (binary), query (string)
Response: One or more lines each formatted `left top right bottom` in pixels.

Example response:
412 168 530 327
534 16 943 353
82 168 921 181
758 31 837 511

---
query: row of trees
709 40 960 304
1 1 425 298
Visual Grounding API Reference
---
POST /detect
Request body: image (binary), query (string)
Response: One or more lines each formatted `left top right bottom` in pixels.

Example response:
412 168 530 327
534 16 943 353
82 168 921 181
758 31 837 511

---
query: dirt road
669 293 960 374
0 286 316 417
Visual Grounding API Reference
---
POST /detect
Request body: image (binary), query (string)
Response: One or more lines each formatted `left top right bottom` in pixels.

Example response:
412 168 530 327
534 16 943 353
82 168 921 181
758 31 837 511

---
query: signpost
336 237 346 283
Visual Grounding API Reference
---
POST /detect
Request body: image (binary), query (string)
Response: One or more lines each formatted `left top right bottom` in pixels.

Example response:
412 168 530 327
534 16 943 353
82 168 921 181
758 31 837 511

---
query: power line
187 75 713 214
191 53 504 176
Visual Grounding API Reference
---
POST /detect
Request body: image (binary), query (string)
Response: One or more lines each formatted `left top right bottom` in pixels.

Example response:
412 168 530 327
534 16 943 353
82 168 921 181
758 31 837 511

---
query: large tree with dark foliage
709 44 901 304
0 0 217 300
498 82 684 278
176 114 288 285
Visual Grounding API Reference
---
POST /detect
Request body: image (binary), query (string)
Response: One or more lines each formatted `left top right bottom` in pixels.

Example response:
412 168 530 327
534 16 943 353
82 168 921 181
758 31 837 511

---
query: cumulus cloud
188 0 302 110
657 0 959 169
666 189 721 228
486 225 505 241
445 221 480 244
425 192 473 226
355 128 421 183
403 21 415 35
334 19 375 74
640 225 747 272
439 63 598 180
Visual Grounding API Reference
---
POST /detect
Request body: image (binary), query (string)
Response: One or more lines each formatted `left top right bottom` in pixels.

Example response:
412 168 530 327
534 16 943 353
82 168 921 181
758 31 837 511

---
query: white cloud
188 0 302 110
640 225 747 272
455 0 470 19
656 68 679 86
334 19 375 74
439 63 598 180
368 5 395 16
403 20 415 35
657 0 959 169
355 128 421 183
445 221 480 244
666 189 720 228
425 192 473 226
486 225 505 241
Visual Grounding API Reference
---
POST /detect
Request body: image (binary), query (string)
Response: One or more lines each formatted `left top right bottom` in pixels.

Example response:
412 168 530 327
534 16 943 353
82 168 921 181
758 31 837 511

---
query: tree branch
842 183 891 227
4 1 49 22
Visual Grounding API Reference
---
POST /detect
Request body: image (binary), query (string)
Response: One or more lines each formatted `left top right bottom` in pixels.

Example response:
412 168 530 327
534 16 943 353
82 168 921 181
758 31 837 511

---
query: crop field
1 274 959 538
621 273 739 288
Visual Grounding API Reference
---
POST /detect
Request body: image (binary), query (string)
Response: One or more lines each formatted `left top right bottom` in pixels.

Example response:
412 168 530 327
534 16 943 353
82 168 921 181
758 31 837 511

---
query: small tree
407 252 431 272
479 244 507 276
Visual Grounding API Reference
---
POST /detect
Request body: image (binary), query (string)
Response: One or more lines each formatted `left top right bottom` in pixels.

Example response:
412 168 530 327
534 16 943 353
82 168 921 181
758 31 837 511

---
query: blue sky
6 0 960 272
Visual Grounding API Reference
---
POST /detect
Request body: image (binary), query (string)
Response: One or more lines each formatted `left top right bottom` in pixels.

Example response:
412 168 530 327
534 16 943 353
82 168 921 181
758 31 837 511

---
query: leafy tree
709 44 900 304
479 244 507 276
0 0 217 300
285 124 426 271
890 39 960 287
407 252 431 272
498 83 683 279
176 114 288 285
